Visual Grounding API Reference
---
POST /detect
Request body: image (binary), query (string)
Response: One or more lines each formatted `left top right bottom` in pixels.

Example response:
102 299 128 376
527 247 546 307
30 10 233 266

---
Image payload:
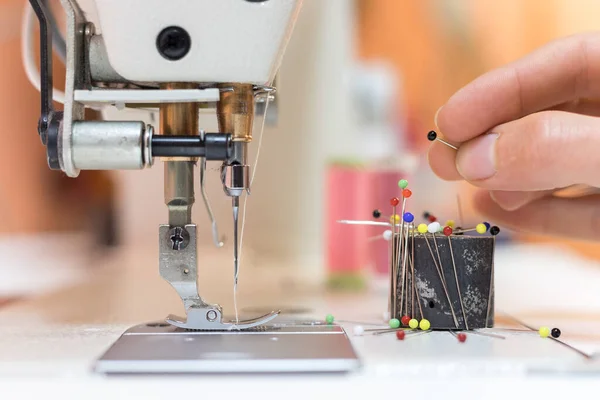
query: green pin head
389 318 400 329
398 179 408 189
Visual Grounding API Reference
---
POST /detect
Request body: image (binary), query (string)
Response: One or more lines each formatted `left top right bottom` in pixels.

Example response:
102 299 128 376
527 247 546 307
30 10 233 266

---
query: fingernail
434 106 443 130
489 191 529 211
456 133 498 181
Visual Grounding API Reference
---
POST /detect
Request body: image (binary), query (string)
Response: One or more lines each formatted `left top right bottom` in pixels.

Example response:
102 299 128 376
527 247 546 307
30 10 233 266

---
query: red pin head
396 330 406 340
443 226 453 236
401 315 411 326
390 197 400 207
457 333 467 343
402 189 412 198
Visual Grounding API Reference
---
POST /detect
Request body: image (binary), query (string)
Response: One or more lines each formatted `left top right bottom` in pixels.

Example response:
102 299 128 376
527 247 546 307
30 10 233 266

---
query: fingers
427 139 461 181
429 101 600 182
436 33 600 144
489 190 554 211
473 190 600 241
454 111 600 191
552 98 600 117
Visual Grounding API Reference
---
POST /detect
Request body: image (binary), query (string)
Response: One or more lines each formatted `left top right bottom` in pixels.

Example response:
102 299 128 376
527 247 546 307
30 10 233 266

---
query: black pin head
490 226 501 236
423 211 431 219
551 328 561 338
455 227 464 235
427 131 437 141
372 209 381 219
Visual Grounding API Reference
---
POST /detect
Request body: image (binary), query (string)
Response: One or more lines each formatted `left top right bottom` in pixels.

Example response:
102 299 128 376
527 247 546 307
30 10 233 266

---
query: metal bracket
158 224 279 330
57 0 88 177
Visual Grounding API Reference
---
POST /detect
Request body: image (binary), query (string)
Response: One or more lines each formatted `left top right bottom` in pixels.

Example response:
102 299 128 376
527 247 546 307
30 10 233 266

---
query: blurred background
1 0 600 305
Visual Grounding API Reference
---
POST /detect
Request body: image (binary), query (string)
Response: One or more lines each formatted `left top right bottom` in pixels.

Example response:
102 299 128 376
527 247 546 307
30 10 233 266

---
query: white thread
233 96 271 324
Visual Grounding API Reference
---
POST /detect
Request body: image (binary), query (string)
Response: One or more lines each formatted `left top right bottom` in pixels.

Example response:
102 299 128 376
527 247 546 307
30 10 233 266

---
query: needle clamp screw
169 226 190 250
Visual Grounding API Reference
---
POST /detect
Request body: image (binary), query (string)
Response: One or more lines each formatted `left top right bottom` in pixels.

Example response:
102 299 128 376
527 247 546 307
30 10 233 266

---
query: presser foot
165 307 281 330
159 224 279 330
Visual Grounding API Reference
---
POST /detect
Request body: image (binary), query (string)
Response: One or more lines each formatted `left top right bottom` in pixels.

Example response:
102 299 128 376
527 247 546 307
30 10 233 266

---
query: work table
1 239 600 397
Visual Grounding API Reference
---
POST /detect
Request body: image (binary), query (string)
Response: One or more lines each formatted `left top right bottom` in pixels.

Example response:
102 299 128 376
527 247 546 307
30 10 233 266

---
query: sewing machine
21 0 600 384
25 0 359 373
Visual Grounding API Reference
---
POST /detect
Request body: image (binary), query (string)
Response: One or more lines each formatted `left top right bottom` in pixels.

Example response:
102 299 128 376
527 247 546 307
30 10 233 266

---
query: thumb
455 111 600 191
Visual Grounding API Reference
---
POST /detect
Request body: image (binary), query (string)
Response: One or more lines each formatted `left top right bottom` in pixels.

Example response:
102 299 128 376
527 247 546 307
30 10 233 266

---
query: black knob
156 26 191 61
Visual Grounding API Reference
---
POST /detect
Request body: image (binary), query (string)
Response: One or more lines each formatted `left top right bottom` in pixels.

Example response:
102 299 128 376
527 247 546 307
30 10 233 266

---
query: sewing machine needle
232 196 240 287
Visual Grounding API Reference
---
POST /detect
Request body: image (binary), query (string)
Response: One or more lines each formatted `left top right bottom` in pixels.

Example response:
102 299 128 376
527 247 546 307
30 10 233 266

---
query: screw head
156 26 191 61
206 310 218 322
168 227 190 250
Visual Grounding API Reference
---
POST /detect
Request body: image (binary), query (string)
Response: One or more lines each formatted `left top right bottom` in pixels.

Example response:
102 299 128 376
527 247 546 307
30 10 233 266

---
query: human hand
428 33 600 240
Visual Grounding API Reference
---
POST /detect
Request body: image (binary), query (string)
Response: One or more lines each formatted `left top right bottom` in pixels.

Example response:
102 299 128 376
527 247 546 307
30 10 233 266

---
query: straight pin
448 235 469 330
449 330 467 342
502 314 591 359
424 234 459 328
427 130 458 150
405 330 432 340
409 254 424 320
364 327 399 333
396 198 407 317
488 328 532 333
390 198 399 318
431 233 448 288
411 224 416 319
452 227 478 234
401 223 410 318
471 330 506 340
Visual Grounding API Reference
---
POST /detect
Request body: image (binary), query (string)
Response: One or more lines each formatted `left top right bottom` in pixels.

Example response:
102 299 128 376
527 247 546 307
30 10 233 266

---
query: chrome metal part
166 309 280 330
143 125 153 167
58 0 87 177
88 35 124 82
160 83 198 226
94 322 361 374
221 165 250 198
74 88 220 106
159 224 203 310
199 130 225 248
164 163 195 226
232 196 240 286
221 141 250 197
71 121 151 170
167 226 190 251
159 224 279 330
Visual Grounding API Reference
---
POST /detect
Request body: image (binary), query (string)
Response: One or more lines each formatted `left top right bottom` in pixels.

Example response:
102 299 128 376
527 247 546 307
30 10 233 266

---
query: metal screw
84 23 95 36
168 227 189 250
156 26 191 61
206 310 218 322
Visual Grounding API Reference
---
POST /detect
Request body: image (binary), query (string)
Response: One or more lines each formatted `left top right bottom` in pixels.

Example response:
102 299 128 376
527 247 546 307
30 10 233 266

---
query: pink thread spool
325 163 370 289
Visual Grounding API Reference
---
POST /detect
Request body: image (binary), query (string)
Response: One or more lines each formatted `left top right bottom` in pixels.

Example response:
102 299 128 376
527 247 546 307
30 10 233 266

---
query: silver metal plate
94 321 360 374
